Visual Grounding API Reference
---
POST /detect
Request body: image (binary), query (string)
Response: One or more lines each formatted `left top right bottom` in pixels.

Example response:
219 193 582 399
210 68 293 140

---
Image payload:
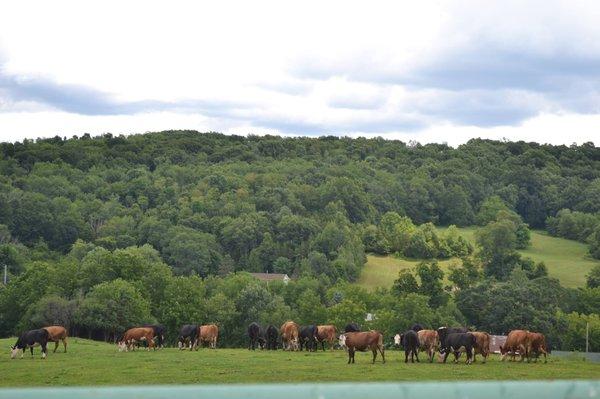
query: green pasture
1 338 599 387
358 228 600 290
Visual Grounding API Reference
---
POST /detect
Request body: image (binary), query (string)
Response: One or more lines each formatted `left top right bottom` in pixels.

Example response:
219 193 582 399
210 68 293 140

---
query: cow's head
393 334 402 346
338 334 346 348
10 345 20 359
499 345 507 355
291 337 299 350
117 341 127 352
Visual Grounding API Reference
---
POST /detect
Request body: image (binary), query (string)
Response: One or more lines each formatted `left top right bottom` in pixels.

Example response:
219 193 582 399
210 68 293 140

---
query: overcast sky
1 0 600 145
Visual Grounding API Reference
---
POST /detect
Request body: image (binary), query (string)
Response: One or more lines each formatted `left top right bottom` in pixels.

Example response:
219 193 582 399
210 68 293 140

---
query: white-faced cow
339 331 385 364
178 324 199 350
11 329 50 359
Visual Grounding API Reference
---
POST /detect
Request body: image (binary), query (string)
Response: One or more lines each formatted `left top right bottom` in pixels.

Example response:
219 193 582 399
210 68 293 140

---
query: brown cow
197 324 219 349
316 325 337 351
500 330 531 362
117 327 156 352
417 329 438 363
528 332 548 363
471 331 491 363
43 325 68 353
280 321 299 351
338 331 385 364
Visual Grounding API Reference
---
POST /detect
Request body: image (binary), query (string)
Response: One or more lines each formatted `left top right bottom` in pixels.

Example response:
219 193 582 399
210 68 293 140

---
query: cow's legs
30 347 34 357
404 349 409 363
53 341 59 353
41 343 47 359
379 345 385 363
415 349 420 363
63 338 67 353
348 347 354 364
372 347 377 364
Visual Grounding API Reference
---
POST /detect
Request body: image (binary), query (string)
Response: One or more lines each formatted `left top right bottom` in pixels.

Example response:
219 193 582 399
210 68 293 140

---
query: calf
344 323 361 333
339 331 385 364
440 332 476 364
248 322 265 350
280 321 299 351
316 325 337 351
11 329 50 359
197 324 219 349
299 325 318 352
417 329 438 363
178 324 199 350
394 330 419 363
266 325 278 350
43 325 68 353
500 330 531 362
118 327 156 352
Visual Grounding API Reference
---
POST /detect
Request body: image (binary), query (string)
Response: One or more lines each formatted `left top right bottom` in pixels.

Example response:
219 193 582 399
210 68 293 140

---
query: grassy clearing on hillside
1 338 598 387
358 227 600 290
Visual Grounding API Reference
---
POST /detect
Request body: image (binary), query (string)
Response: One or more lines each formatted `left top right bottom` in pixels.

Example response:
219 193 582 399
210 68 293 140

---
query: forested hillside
0 131 599 350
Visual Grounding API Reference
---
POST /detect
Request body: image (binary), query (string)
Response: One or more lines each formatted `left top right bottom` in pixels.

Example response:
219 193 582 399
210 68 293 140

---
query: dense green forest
0 131 599 350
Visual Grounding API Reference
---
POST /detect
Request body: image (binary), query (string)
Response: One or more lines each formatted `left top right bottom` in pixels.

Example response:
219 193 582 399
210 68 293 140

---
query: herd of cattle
9 322 550 365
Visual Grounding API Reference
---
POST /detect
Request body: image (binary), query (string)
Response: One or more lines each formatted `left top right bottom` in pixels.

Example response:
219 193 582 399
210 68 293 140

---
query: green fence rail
0 381 598 399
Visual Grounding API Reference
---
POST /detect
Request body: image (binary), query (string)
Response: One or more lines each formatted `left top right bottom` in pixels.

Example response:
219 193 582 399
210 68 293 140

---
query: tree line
0 132 599 350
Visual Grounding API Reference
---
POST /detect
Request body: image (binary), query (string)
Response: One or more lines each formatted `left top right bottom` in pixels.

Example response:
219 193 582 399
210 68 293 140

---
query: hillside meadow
1 338 599 387
358 228 600 290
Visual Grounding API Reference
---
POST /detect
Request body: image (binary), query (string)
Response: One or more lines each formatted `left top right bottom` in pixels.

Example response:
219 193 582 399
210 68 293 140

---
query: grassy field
358 227 600 290
1 338 599 387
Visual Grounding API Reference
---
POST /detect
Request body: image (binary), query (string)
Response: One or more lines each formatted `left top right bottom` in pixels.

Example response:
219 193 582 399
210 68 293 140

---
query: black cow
248 322 266 350
411 324 424 332
299 325 318 352
266 325 278 350
11 329 50 359
437 327 469 349
178 324 198 350
440 332 477 364
142 324 166 348
344 323 361 333
398 330 420 363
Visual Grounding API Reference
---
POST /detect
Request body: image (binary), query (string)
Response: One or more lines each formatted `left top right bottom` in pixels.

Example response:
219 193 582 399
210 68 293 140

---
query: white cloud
1 0 600 144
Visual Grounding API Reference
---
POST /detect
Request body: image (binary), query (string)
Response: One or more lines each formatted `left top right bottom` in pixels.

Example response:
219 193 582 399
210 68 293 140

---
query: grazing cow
280 321 299 351
500 330 531 362
144 325 166 348
248 322 266 350
43 325 68 353
440 332 476 364
339 331 385 364
471 332 491 363
299 325 318 352
437 327 469 350
266 325 278 350
344 323 361 333
417 329 439 363
197 324 219 349
411 324 424 332
118 327 156 352
316 325 337 351
11 329 50 359
178 324 199 350
394 330 420 363
528 332 549 363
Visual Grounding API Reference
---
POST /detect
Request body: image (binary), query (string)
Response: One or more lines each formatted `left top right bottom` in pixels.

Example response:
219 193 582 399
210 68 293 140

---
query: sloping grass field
1 338 599 387
358 228 600 290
